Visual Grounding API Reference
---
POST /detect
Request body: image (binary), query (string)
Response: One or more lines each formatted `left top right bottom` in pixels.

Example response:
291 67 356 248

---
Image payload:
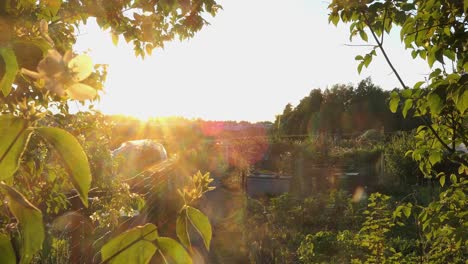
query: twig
344 44 378 47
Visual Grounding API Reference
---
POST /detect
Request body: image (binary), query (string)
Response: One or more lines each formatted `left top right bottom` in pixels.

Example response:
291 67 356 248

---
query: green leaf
439 175 445 187
35 127 92 207
0 183 44 264
0 116 32 181
401 89 412 98
0 48 19 96
357 62 364 74
403 206 411 218
186 206 212 250
414 81 425 89
13 39 51 57
402 99 413 118
389 95 400 113
465 0 468 11
428 93 443 115
363 55 372 67
359 30 368 42
0 233 16 264
101 224 158 264
450 174 457 184
41 0 62 17
453 89 467 113
435 48 444 65
111 32 119 46
329 15 339 26
429 152 441 165
156 237 192 264
145 44 153 56
176 213 191 250
428 51 436 68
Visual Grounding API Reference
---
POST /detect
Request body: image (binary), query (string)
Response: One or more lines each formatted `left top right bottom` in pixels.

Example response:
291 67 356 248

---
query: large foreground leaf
176 212 191 250
0 47 18 96
177 206 212 251
0 183 44 264
156 237 192 264
0 233 16 264
186 206 212 250
101 224 158 264
0 115 31 181
36 127 92 207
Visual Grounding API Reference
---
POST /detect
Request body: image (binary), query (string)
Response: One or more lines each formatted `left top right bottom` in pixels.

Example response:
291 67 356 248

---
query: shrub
384 132 421 186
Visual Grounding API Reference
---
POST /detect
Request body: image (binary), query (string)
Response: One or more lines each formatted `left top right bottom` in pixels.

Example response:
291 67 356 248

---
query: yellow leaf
67 83 97 101
68 54 93 82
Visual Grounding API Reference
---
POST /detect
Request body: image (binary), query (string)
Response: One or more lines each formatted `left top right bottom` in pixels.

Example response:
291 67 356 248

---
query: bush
384 132 421 186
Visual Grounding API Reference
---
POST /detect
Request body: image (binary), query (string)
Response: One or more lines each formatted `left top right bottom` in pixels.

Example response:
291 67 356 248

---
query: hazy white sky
75 0 430 121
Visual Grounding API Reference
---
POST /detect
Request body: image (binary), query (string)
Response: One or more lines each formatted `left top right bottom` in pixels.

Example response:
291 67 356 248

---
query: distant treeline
272 78 423 137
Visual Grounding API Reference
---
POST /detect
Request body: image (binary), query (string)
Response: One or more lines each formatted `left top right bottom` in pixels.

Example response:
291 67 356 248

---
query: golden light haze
75 0 430 121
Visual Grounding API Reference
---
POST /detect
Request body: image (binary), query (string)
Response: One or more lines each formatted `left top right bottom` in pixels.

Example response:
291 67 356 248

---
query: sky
74 0 430 122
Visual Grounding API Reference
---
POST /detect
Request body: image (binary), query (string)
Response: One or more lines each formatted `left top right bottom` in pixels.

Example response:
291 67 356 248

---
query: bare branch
343 44 378 47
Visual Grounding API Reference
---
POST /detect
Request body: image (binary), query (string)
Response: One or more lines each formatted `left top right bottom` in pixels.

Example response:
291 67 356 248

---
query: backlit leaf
0 183 44 264
403 206 411 218
101 224 158 264
401 89 412 98
389 94 399 113
41 0 62 17
156 237 192 264
0 233 16 264
414 81 425 89
36 127 92 207
357 62 364 74
66 83 97 101
0 48 18 96
176 213 191 250
330 15 339 26
439 175 445 187
0 115 32 181
450 174 457 184
186 206 212 250
453 89 467 113
402 99 413 118
359 30 368 42
429 152 441 165
68 54 93 82
111 32 119 46
428 93 443 114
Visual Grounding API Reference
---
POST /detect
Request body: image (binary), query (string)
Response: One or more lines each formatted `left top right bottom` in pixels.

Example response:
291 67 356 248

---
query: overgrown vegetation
245 0 467 263
0 0 466 263
0 0 220 263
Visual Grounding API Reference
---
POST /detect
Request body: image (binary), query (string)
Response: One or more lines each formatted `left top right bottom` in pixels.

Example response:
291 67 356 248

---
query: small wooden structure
246 173 292 198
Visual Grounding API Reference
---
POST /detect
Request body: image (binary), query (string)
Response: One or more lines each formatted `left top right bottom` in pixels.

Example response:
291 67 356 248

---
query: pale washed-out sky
74 0 430 122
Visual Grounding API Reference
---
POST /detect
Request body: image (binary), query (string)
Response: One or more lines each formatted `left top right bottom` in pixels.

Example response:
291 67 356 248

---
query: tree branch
344 44 378 47
361 13 456 156
381 4 387 45
405 23 452 36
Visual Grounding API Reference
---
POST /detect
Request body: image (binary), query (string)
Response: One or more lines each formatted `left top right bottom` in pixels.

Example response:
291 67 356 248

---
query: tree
328 0 467 261
328 0 467 177
0 0 219 263
272 78 418 137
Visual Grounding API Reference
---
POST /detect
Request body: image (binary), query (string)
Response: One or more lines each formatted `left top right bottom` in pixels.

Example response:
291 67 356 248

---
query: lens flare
352 186 366 203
